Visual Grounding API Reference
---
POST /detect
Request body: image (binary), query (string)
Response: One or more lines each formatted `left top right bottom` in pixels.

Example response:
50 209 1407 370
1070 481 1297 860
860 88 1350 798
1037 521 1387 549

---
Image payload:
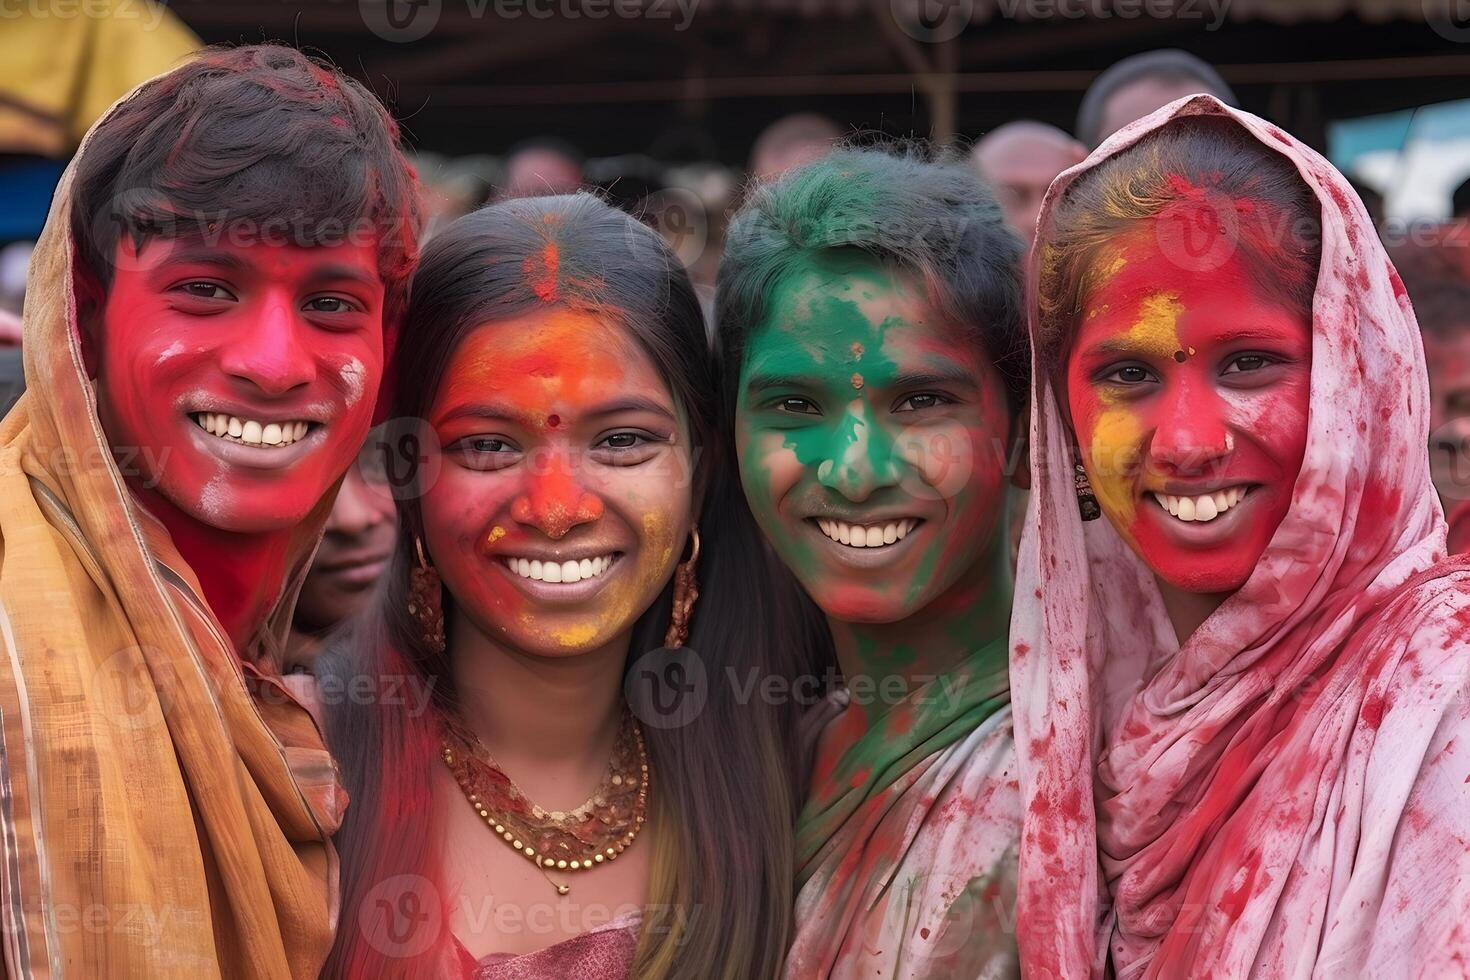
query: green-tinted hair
715 143 1028 413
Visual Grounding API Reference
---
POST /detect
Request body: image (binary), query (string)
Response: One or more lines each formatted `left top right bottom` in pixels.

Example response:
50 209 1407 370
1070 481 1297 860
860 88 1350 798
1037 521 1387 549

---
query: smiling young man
717 147 1027 978
0 45 419 977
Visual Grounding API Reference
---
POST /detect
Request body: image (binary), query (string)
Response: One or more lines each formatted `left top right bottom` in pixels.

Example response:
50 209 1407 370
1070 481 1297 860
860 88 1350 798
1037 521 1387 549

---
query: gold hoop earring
407 535 446 655
663 527 700 650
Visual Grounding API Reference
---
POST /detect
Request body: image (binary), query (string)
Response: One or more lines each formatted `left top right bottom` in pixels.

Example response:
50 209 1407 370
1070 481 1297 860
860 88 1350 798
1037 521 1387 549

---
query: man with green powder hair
717 145 1027 978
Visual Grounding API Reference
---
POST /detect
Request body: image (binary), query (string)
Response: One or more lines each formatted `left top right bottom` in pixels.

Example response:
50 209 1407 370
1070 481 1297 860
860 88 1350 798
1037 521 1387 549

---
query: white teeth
503 554 618 584
193 413 313 448
816 518 919 548
1152 487 1250 524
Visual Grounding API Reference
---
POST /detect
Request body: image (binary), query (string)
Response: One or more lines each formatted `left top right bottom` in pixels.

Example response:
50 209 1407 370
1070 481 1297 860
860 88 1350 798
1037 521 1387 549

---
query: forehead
745 251 972 369
1103 77 1206 133
1075 232 1307 351
979 138 1077 186
436 306 661 397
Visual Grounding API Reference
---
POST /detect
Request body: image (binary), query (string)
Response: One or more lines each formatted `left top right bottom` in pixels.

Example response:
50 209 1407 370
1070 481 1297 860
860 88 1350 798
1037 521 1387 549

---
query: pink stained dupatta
1011 95 1470 979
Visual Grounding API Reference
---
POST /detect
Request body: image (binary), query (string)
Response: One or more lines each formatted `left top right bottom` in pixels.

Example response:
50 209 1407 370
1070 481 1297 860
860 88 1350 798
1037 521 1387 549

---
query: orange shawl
0 79 345 978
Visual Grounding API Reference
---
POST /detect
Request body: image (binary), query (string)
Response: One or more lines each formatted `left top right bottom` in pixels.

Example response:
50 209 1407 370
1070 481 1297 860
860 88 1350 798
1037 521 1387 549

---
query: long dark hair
320 193 809 978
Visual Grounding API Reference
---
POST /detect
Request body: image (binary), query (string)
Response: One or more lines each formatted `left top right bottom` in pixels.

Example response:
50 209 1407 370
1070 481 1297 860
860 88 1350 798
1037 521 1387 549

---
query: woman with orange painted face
319 194 810 979
1012 96 1470 978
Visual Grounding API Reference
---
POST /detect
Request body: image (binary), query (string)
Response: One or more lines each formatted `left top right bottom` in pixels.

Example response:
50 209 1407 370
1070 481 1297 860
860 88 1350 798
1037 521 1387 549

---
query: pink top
453 910 640 980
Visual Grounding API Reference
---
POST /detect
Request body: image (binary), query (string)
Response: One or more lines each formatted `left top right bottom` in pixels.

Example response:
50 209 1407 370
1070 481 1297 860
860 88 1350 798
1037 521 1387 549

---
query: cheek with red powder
1066 232 1312 596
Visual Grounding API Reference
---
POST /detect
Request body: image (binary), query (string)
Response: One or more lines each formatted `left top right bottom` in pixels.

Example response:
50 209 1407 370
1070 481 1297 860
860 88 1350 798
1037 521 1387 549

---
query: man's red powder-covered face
93 235 386 533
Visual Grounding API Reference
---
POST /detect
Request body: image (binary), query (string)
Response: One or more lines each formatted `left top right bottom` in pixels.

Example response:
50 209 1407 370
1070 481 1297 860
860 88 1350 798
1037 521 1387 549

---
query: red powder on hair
524 242 560 301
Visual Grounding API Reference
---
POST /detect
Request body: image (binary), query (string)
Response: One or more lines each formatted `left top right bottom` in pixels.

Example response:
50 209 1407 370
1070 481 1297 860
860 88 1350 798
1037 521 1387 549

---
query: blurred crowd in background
8 0 1470 657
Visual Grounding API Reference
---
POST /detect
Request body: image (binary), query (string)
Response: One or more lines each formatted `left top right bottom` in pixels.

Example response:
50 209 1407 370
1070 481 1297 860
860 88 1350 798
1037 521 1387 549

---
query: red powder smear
1389 265 1408 301
546 413 560 429
1217 852 1263 920
524 242 560 301
1014 642 1030 657
1361 692 1386 730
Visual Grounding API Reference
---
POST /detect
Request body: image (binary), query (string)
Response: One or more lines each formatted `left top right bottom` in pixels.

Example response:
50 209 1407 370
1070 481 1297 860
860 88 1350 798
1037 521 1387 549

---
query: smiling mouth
501 553 622 584
191 412 318 448
811 517 922 549
1150 485 1254 523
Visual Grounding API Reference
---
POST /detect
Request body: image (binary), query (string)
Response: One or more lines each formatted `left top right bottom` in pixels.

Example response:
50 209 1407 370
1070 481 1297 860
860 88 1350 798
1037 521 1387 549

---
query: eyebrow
1090 324 1300 355
151 245 253 274
744 367 975 395
435 397 676 427
150 247 379 289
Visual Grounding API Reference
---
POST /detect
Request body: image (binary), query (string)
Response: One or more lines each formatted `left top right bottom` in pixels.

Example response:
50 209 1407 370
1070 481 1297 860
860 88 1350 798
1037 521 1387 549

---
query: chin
165 480 320 535
809 583 913 625
1149 558 1252 597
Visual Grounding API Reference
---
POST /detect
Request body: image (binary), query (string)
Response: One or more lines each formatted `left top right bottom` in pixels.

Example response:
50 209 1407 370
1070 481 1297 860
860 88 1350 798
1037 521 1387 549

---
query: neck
448 612 627 781
1155 578 1231 645
827 537 1012 723
132 484 294 652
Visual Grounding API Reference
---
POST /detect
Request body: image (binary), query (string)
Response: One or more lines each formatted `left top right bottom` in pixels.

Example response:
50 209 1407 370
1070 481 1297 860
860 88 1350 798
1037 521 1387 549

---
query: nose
816 401 902 503
218 288 316 396
1147 376 1233 476
326 467 395 537
510 449 604 539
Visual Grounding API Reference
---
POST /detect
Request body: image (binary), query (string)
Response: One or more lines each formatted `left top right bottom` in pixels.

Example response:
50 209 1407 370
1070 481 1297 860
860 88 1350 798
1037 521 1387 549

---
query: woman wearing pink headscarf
1012 94 1470 978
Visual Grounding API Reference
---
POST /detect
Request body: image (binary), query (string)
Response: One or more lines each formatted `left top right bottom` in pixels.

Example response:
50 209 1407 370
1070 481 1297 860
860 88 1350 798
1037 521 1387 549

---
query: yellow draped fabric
0 72 346 978
0 1 199 157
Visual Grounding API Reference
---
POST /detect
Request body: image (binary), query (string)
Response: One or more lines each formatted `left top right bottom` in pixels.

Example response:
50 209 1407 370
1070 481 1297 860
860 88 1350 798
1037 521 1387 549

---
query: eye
1101 364 1155 385
591 430 664 466
177 281 235 301
599 432 648 450
894 392 952 412
304 296 360 314
447 435 521 471
772 397 820 416
1221 353 1276 375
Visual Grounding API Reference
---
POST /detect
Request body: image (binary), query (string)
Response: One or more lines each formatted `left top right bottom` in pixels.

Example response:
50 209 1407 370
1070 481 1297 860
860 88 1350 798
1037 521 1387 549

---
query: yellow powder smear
486 525 506 544
551 622 600 648
1089 407 1144 527
1126 291 1183 357
1102 254 1128 277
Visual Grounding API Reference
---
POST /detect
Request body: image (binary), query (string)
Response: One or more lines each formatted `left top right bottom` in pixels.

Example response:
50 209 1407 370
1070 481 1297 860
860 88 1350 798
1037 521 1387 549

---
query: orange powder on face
524 242 560 301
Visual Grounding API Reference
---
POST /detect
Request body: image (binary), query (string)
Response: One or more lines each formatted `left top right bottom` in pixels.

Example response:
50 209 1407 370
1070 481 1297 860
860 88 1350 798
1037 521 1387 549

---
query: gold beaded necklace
440 709 650 896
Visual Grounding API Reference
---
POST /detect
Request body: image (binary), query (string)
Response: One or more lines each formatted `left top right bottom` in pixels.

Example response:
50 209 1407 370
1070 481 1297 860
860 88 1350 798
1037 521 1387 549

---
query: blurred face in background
293 442 399 633
972 123 1086 246
1097 77 1211 144
1425 326 1470 508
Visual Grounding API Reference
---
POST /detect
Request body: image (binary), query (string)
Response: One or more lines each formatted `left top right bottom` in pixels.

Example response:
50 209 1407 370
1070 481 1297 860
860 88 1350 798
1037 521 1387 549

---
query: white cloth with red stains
1011 94 1470 979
